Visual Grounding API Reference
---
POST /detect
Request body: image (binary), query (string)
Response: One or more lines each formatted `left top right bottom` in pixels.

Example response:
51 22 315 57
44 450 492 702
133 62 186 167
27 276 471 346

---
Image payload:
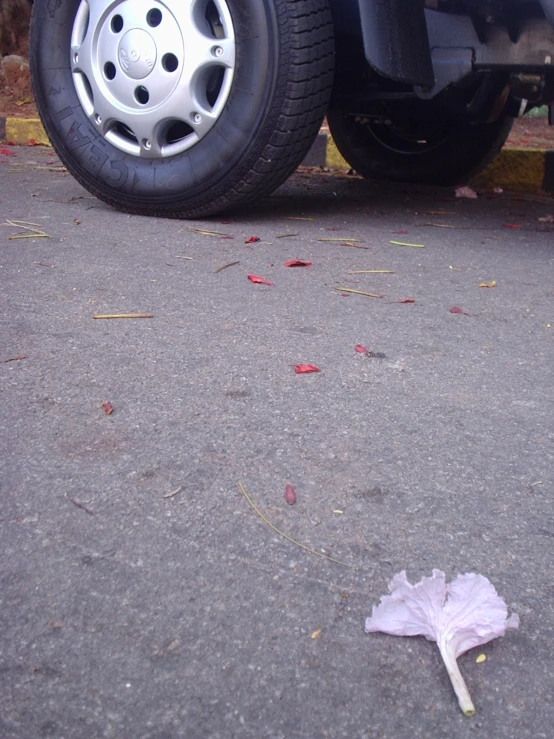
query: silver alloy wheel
70 0 236 158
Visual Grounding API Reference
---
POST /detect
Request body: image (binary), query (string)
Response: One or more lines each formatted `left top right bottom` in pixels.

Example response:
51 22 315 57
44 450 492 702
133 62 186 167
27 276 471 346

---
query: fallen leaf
101 401 114 415
493 187 504 194
538 215 554 223
450 306 471 316
247 274 274 286
284 259 312 267
74 218 81 225
294 364 320 374
245 235 260 243
503 223 521 230
355 344 369 354
455 186 478 199
476 654 487 664
397 298 416 303
311 629 322 640
478 281 497 288
285 484 297 505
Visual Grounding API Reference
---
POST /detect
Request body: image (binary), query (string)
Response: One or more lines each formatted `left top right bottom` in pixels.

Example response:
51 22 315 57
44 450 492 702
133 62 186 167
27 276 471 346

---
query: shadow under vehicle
30 0 554 217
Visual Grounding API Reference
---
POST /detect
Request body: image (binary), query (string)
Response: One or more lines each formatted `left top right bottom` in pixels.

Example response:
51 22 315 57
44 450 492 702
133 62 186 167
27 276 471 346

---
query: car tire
30 0 334 218
326 108 514 185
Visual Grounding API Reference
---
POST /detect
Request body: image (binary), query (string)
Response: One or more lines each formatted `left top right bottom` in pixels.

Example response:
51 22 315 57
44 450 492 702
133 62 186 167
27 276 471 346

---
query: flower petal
441 573 518 657
365 570 446 641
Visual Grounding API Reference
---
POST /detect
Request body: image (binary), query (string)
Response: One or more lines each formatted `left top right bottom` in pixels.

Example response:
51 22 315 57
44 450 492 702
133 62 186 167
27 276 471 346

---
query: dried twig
319 237 362 243
4 219 50 239
187 226 230 237
389 240 425 248
214 260 240 274
1 355 27 363
335 287 383 298
348 270 394 274
237 482 351 567
65 494 94 515
92 313 153 319
163 486 183 499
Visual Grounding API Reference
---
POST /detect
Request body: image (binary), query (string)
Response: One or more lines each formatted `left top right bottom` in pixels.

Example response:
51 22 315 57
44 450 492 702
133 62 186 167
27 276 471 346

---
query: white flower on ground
365 570 519 716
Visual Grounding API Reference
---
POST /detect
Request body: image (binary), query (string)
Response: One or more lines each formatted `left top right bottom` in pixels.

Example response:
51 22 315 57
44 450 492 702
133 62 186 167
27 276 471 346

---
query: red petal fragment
28 138 36 146
247 274 274 286
285 484 297 505
101 401 114 415
284 259 312 268
245 235 260 243
0 147 16 156
294 364 321 374
355 344 369 354
449 306 470 316
503 223 521 229
397 298 416 303
392 229 408 235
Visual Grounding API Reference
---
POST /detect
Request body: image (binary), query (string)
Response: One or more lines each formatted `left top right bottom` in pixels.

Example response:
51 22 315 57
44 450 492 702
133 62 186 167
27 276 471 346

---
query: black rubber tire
327 108 514 186
30 0 334 218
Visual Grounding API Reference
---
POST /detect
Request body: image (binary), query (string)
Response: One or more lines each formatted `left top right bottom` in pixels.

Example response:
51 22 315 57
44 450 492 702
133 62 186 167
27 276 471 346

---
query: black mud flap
539 0 554 29
356 0 434 87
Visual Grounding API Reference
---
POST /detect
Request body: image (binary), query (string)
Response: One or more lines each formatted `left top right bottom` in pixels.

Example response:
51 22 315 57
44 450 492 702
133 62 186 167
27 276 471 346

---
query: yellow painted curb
5 118 50 146
326 135 350 170
470 148 546 191
323 133 551 192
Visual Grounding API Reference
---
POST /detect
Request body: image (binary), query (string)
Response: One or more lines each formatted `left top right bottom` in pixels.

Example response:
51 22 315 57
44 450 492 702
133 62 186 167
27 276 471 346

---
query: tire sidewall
31 0 286 208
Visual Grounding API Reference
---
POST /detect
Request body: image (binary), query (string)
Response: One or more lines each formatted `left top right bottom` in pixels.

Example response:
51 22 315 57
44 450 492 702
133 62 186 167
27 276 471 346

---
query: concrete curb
303 132 554 194
2 117 553 193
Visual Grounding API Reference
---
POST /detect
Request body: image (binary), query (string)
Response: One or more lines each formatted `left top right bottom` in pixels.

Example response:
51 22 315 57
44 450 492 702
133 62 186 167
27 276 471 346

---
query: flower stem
438 636 476 717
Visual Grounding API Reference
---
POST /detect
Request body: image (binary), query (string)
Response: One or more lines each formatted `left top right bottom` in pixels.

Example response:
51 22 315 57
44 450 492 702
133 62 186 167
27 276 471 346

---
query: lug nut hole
111 15 124 33
104 62 116 80
162 53 179 73
147 8 162 27
135 86 150 105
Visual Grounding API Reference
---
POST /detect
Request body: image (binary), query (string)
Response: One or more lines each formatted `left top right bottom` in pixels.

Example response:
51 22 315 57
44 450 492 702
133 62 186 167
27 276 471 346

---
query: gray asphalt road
1 147 553 739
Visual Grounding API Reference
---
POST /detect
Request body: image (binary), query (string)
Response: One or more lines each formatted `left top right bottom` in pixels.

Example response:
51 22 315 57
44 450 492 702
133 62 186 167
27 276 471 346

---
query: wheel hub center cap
118 29 157 80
